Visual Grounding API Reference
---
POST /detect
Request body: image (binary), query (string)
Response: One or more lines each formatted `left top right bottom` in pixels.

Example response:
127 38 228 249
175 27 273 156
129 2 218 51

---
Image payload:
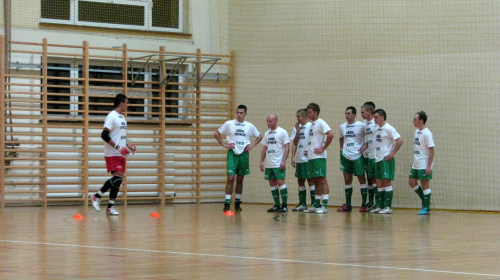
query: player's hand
119 146 130 157
260 162 265 172
291 159 296 168
127 142 136 152
224 142 235 150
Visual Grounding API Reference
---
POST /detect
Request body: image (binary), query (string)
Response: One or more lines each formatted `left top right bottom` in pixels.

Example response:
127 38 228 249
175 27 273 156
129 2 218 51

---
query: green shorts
265 167 286 181
340 152 365 176
409 168 433 180
295 161 310 179
374 158 395 180
366 158 376 179
226 149 250 176
309 158 327 178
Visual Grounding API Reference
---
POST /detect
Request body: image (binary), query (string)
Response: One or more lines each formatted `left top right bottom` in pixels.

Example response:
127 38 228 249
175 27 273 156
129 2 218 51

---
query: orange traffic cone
72 214 84 220
150 212 161 218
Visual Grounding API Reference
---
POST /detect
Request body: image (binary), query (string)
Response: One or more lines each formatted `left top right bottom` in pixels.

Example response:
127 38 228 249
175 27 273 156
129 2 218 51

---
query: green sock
377 189 385 208
384 190 393 208
321 195 328 207
225 198 231 204
345 186 353 206
368 187 374 205
271 188 280 206
309 190 315 206
314 197 321 208
360 185 368 206
298 188 307 206
414 185 425 204
280 186 288 205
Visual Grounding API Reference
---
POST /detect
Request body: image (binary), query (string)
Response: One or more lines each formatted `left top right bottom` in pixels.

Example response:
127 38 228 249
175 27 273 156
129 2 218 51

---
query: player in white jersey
361 102 378 211
91 93 136 215
290 109 314 211
408 111 435 215
260 115 290 212
298 103 333 214
371 109 403 214
338 106 368 212
214 105 262 213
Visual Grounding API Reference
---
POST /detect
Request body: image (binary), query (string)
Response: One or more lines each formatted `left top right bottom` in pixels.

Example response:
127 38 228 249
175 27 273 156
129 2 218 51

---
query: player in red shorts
90 93 136 215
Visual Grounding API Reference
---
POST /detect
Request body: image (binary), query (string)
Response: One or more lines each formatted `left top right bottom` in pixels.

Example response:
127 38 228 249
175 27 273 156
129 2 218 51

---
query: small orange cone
224 210 234 216
150 212 161 218
72 214 84 220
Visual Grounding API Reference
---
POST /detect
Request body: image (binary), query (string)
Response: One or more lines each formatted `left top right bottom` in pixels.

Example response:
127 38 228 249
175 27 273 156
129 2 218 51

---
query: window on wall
45 60 183 120
41 0 183 33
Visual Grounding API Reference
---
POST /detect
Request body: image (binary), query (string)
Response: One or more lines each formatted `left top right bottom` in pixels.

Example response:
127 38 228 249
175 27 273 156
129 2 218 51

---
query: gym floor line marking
1 239 498 277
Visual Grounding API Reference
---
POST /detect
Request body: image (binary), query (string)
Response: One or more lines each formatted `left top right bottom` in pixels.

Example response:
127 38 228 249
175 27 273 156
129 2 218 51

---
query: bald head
267 114 278 130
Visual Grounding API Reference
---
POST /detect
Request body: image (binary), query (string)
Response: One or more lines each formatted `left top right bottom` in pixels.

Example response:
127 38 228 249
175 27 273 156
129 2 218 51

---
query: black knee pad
110 175 123 189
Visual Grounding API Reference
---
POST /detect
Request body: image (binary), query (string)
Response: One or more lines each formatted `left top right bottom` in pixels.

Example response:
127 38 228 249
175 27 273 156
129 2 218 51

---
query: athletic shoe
278 204 288 212
106 206 119 215
365 203 374 211
267 205 280 212
369 207 381 213
223 203 230 212
91 194 100 212
292 205 308 212
235 202 242 211
304 207 317 213
337 204 352 212
379 207 393 214
316 205 327 214
418 207 430 215
359 206 368 212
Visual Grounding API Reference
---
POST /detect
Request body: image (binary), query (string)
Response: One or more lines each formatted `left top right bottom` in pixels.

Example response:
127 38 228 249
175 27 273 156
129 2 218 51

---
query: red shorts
105 156 126 173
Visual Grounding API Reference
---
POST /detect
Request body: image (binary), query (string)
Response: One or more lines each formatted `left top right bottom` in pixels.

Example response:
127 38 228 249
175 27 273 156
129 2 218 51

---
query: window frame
45 58 187 121
41 0 184 33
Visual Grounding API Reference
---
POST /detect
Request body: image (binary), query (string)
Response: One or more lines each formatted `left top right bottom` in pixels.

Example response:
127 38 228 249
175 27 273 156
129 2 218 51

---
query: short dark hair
346 106 356 114
307 103 320 115
363 101 375 109
362 104 375 113
297 108 307 116
373 108 386 120
237 104 247 113
114 93 127 108
416 111 428 124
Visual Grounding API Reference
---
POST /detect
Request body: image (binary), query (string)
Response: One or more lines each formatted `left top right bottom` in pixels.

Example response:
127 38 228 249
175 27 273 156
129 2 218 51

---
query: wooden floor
0 204 499 279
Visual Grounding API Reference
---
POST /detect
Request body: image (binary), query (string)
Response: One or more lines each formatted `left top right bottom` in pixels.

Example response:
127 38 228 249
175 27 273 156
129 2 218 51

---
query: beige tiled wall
227 0 500 210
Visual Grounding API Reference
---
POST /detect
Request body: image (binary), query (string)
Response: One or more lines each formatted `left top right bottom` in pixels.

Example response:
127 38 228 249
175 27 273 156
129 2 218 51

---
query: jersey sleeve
425 132 435 148
218 121 230 135
103 114 115 130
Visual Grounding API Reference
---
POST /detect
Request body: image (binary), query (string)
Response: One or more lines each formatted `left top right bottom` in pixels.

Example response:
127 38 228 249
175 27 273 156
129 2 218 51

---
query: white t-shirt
261 127 290 168
364 119 378 159
290 122 311 163
412 127 435 170
218 120 260 155
307 118 332 160
339 121 365 161
375 123 401 162
103 110 127 157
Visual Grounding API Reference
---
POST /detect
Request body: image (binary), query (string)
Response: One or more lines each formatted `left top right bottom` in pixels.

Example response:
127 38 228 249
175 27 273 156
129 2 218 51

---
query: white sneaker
316 206 327 214
106 206 119 215
91 194 100 212
369 207 381 213
304 207 317 213
379 207 393 214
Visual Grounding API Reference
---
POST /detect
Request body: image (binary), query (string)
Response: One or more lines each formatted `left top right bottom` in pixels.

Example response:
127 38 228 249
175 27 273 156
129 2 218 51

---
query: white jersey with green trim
375 123 401 162
261 126 290 168
103 110 127 157
290 122 311 163
339 121 365 161
412 127 435 170
218 120 261 155
307 118 331 160
364 119 378 159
